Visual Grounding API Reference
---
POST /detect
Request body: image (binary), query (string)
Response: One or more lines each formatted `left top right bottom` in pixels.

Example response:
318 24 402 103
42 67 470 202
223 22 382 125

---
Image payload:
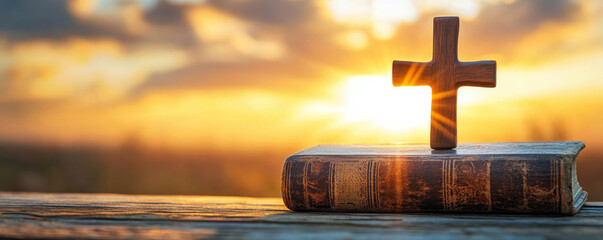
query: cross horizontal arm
455 61 496 88
392 61 432 87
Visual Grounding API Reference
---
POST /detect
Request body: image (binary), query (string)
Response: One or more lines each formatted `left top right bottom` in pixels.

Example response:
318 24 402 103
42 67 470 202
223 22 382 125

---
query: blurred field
0 141 283 197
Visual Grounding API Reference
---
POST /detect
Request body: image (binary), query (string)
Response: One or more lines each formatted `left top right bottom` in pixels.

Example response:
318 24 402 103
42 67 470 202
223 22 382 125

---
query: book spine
282 156 574 214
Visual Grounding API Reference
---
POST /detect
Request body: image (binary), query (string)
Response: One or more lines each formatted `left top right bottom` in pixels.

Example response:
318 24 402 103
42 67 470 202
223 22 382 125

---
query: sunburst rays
393 62 430 87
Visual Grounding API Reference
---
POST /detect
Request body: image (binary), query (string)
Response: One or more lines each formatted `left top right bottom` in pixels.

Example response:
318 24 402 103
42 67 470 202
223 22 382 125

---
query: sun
340 75 431 131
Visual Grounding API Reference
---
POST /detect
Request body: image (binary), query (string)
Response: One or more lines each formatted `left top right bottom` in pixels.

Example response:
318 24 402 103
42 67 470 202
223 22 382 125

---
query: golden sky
0 0 602 154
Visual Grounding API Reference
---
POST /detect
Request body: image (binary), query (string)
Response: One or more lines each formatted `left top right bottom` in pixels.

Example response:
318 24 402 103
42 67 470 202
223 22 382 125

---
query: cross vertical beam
431 17 459 150
392 17 496 150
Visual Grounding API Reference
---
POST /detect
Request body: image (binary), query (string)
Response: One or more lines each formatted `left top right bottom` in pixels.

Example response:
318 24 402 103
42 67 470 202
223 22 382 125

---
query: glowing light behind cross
340 75 431 131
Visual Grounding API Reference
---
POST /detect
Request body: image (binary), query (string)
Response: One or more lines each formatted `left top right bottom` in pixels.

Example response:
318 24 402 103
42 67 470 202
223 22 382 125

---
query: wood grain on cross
392 17 496 150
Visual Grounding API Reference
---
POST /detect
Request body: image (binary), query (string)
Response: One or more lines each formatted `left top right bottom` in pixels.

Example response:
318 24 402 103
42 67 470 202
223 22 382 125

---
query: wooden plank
0 192 601 239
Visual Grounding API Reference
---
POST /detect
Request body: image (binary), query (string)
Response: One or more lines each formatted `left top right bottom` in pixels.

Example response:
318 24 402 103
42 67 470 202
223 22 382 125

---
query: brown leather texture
282 143 586 215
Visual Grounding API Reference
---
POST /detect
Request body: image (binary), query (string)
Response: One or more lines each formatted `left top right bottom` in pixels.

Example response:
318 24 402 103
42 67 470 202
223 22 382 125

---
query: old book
281 141 587 215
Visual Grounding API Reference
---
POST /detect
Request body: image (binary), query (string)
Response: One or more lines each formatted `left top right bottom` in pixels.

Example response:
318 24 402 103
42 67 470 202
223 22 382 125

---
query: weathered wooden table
0 192 601 239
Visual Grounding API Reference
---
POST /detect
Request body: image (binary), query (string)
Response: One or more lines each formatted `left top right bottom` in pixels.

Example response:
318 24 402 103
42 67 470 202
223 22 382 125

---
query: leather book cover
281 142 587 215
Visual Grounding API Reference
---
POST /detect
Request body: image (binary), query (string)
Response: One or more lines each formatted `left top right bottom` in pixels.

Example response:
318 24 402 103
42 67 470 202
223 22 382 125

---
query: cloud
132 57 329 97
145 0 190 26
131 0 591 94
461 0 582 62
184 5 286 60
208 0 317 26
0 0 128 41
0 0 594 97
0 38 189 104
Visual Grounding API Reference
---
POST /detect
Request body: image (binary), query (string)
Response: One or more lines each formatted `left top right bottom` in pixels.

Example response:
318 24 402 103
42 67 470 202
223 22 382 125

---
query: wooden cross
392 17 496 150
